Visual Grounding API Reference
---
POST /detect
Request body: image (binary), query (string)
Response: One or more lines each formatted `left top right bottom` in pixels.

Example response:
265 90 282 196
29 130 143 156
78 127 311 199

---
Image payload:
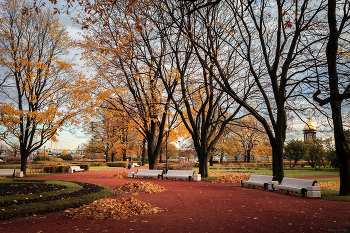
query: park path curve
1 168 349 233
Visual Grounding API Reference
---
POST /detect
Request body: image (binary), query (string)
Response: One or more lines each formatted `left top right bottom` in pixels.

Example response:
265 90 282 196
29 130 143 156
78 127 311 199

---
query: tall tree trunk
147 140 157 170
271 140 285 183
122 148 127 161
328 0 350 196
141 139 146 166
20 146 28 175
198 149 209 178
159 146 163 163
246 150 251 163
331 102 350 195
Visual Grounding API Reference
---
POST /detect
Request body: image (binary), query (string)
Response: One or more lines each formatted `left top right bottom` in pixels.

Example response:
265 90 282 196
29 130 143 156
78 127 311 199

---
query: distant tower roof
303 116 316 131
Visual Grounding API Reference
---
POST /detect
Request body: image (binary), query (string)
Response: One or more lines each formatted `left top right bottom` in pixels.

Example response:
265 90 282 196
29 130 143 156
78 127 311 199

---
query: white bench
133 169 163 179
163 170 195 181
241 175 274 190
131 163 140 167
272 177 317 197
0 169 15 177
69 166 84 173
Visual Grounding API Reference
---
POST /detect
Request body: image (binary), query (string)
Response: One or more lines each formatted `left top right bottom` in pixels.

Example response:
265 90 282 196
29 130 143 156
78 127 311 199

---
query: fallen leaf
115 181 166 195
210 172 250 184
66 197 163 220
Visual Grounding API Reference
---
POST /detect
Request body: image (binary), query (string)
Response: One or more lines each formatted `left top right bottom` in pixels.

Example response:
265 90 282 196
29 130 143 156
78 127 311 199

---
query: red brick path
1 168 349 233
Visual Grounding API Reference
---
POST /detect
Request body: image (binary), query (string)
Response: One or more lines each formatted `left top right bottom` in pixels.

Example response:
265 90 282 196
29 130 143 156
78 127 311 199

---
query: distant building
303 116 317 142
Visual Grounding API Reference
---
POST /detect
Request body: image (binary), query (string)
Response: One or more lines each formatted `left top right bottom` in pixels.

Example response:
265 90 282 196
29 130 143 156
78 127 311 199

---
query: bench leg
301 189 306 197
264 183 268 190
188 176 191 182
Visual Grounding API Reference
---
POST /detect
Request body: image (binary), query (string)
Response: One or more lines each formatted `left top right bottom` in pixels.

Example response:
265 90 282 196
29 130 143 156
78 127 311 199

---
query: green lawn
198 166 340 178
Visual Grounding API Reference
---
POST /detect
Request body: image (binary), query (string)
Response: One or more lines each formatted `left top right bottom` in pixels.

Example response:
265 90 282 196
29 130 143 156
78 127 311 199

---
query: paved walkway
1 168 350 233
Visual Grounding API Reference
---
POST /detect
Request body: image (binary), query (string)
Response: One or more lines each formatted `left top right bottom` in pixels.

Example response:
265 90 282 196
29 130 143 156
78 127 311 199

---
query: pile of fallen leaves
115 181 166 195
65 197 162 220
107 171 128 179
316 182 340 191
210 172 250 184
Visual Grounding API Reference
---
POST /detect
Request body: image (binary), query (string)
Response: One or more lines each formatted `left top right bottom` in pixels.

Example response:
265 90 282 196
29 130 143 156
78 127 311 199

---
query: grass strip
320 189 350 202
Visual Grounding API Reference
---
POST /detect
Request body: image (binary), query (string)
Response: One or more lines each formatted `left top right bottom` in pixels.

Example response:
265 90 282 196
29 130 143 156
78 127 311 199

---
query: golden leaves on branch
115 181 166 195
316 182 340 191
210 172 250 184
65 197 162 220
107 171 128 179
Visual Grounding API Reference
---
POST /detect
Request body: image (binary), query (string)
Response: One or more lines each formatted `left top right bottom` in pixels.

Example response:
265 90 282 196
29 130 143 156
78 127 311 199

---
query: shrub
90 162 106 166
60 154 73 160
177 161 195 170
194 162 210 167
33 155 50 162
73 154 83 160
107 161 128 167
327 150 338 168
159 161 195 170
5 156 21 163
49 157 63 162
85 153 104 160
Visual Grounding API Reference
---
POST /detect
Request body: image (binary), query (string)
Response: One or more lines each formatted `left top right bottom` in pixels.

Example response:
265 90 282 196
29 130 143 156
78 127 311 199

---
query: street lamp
164 128 170 173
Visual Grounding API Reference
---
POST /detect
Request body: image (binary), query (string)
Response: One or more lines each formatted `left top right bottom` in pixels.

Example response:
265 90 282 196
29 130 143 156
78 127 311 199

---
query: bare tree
78 1 180 169
313 0 350 196
167 0 327 182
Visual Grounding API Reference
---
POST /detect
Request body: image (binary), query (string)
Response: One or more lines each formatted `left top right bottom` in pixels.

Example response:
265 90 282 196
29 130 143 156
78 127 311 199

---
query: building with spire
303 116 317 142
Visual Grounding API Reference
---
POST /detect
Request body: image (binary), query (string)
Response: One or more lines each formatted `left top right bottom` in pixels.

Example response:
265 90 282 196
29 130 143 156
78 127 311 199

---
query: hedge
107 161 129 167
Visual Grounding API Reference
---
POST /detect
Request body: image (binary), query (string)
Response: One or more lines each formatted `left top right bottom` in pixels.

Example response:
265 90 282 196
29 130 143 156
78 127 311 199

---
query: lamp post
164 128 170 173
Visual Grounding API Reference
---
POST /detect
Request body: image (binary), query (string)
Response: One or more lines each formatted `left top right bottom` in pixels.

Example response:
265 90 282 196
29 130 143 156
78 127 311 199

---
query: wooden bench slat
272 177 317 197
133 169 163 179
163 170 195 181
241 175 274 190
0 169 15 177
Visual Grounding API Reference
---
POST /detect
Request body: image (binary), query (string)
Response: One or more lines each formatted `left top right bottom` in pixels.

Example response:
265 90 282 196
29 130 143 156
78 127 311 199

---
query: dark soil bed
0 180 102 208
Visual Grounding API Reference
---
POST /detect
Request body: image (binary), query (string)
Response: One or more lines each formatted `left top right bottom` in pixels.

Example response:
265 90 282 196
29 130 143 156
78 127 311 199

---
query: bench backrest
281 177 316 187
248 175 274 182
136 169 163 175
0 169 15 176
166 170 194 176
70 166 82 169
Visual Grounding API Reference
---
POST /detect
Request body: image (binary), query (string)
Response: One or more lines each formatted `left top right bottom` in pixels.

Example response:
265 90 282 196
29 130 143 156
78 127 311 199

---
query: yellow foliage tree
227 116 271 162
0 0 91 175
40 150 48 156
61 150 69 156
